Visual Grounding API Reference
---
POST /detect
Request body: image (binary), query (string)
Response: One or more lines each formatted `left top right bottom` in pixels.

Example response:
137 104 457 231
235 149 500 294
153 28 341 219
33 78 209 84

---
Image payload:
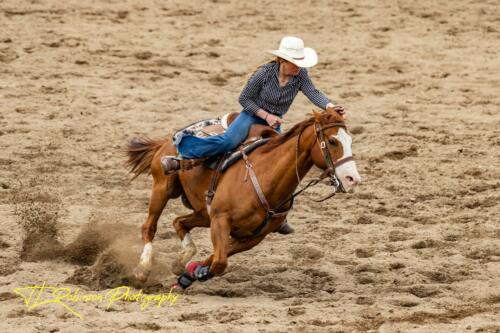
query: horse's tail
126 137 166 180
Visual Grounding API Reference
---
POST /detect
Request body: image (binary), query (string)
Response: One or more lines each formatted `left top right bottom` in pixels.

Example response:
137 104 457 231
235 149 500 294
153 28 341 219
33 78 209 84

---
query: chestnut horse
126 108 361 288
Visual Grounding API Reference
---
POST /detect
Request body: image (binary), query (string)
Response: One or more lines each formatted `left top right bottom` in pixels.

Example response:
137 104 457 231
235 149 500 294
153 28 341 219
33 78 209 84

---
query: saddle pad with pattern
172 114 231 146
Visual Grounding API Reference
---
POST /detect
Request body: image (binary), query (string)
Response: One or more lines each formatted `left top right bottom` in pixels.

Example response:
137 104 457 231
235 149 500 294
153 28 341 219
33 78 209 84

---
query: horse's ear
312 110 322 121
324 107 345 121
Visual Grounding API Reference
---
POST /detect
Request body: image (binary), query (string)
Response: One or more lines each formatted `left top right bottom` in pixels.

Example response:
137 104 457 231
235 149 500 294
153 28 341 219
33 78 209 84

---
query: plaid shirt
239 62 332 117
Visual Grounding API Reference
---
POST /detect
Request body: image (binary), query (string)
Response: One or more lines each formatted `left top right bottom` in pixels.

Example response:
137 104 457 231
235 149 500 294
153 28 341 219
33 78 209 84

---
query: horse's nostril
346 176 354 184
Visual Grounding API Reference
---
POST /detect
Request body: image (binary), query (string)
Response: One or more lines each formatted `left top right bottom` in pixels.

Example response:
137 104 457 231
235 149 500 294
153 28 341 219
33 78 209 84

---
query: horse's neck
261 125 316 203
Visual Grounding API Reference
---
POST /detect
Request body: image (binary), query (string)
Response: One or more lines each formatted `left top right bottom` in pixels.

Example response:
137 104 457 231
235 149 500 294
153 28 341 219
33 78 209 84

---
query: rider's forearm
255 109 270 120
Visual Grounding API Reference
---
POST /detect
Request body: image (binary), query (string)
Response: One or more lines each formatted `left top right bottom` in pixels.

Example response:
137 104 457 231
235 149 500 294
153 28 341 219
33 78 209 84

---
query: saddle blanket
172 114 231 146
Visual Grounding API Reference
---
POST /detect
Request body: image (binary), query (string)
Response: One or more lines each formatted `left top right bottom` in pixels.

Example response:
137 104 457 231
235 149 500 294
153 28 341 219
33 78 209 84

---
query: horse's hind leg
134 174 179 282
171 211 210 275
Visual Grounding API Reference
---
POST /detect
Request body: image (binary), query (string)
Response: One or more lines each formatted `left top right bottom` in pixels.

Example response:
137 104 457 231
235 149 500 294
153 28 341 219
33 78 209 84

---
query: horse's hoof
171 259 185 276
133 266 150 283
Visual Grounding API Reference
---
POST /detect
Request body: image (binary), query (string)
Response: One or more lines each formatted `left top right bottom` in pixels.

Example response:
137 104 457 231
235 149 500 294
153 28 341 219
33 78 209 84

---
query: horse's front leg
209 214 232 275
134 179 169 282
174 214 231 290
174 219 267 290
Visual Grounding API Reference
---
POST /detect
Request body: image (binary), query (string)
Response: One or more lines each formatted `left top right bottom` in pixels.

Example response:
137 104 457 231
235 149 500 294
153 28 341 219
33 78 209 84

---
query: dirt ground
1 0 499 332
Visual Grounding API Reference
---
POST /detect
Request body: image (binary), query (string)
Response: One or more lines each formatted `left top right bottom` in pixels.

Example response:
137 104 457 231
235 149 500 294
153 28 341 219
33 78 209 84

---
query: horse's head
309 108 361 192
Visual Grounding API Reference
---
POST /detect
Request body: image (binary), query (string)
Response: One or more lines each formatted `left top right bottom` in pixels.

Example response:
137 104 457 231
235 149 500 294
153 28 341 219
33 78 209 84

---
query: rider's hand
327 103 347 119
266 113 283 128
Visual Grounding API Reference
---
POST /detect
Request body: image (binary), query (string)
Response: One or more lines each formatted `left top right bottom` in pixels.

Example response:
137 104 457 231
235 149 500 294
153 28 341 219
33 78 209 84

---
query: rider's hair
243 57 281 84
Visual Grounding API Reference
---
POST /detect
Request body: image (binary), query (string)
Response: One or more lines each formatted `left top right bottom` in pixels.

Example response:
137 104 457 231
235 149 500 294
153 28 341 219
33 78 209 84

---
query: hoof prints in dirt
383 145 418 160
0 47 18 63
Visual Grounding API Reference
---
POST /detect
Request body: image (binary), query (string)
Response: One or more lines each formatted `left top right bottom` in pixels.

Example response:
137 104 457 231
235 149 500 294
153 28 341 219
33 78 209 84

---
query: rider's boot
160 156 205 175
160 156 181 175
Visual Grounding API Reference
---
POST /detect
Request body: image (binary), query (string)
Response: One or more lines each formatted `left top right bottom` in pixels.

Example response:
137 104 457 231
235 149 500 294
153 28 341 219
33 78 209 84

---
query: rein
236 120 354 240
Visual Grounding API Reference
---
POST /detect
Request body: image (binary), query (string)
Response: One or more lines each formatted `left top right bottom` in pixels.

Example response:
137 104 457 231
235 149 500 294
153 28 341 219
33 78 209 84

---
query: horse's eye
328 137 336 145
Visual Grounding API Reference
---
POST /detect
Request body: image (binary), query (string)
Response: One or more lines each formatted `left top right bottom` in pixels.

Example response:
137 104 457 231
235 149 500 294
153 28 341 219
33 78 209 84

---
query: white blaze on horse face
333 128 361 191
139 242 153 269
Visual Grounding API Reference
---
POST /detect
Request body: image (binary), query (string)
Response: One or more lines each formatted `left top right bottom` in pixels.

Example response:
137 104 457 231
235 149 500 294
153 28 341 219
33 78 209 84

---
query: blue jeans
177 112 273 159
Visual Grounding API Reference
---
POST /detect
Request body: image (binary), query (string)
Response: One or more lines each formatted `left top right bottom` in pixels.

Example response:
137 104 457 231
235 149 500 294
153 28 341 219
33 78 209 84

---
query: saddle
172 112 279 214
204 138 270 171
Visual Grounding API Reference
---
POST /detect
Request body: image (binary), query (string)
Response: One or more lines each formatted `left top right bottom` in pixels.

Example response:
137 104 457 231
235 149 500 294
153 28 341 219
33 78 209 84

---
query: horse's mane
261 110 345 152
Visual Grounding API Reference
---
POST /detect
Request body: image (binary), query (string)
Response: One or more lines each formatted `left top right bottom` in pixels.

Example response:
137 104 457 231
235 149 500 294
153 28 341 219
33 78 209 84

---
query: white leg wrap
180 233 197 265
181 233 192 249
139 242 153 268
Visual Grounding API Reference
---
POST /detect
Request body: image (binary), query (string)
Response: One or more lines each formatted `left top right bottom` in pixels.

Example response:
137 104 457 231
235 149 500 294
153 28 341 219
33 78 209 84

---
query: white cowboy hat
267 36 318 68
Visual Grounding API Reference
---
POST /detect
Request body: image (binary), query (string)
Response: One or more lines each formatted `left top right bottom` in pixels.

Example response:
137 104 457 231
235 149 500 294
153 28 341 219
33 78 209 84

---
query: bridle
312 121 355 194
293 120 355 201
